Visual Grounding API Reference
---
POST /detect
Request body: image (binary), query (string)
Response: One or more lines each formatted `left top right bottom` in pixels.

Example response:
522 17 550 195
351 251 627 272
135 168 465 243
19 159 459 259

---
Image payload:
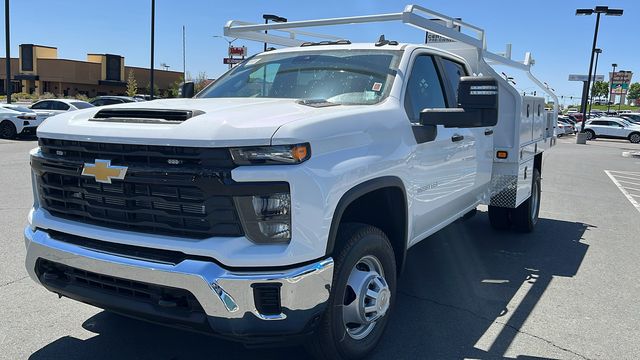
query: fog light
252 193 290 217
258 222 290 239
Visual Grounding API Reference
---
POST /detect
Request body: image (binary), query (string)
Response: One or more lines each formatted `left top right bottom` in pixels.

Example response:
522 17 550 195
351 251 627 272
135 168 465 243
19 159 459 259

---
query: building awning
14 74 39 80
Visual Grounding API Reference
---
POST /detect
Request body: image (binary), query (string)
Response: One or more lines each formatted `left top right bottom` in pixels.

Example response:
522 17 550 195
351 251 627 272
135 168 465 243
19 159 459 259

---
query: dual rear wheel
489 168 541 233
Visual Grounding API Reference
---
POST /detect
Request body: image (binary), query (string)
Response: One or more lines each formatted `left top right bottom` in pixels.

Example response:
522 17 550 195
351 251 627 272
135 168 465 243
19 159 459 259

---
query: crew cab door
404 53 477 244
439 57 493 203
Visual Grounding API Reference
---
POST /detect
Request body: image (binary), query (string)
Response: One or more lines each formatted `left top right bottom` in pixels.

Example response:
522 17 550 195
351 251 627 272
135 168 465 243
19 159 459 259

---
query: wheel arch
326 176 408 275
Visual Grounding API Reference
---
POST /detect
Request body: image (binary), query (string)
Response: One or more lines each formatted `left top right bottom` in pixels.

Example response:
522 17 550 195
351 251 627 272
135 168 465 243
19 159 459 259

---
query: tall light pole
149 0 155 99
262 14 287 52
588 48 602 116
608 63 617 112
5 0 11 103
575 6 623 143
182 25 186 82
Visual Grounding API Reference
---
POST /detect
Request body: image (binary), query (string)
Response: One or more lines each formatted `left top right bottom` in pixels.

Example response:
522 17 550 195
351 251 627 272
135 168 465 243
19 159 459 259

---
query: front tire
583 129 595 140
629 132 640 144
0 120 17 139
512 169 541 233
308 224 396 360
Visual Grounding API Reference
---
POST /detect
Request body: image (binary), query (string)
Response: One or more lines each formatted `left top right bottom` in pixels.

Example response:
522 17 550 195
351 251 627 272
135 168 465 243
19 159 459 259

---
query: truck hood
36 98 363 147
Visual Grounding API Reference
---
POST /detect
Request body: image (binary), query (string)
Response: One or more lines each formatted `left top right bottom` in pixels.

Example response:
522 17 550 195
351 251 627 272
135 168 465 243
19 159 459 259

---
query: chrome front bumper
25 227 334 338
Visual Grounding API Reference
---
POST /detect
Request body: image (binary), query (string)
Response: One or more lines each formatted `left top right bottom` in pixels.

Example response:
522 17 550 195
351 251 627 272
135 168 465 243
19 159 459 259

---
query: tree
590 81 608 100
627 82 640 102
194 71 209 93
126 70 138 97
166 77 184 98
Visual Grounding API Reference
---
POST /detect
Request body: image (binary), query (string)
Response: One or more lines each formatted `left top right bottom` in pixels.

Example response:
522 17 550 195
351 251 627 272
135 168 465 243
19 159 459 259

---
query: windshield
198 49 402 105
71 102 94 109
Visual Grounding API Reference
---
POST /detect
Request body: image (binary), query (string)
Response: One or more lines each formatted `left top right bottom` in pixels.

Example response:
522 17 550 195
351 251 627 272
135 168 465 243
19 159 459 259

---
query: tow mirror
180 82 195 98
420 76 499 128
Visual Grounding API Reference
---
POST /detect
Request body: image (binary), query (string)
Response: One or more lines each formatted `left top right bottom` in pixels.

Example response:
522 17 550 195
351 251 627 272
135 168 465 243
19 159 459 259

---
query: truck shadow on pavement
29 212 591 360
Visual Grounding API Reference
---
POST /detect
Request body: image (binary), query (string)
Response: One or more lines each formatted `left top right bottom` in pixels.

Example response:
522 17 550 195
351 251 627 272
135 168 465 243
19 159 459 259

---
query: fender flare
325 176 408 272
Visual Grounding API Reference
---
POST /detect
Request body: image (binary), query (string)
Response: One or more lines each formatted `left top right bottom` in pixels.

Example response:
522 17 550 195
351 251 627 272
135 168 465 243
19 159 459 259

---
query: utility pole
182 25 186 82
588 48 602 116
5 0 11 104
150 0 155 99
608 63 617 112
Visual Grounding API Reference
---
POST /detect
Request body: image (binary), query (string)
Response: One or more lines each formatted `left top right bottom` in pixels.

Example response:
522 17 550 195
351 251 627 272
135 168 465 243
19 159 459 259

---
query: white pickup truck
24 5 557 359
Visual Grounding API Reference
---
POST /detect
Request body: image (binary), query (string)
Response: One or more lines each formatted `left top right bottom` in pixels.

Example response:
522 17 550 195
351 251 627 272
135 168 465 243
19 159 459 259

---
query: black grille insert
35 139 288 239
36 259 204 313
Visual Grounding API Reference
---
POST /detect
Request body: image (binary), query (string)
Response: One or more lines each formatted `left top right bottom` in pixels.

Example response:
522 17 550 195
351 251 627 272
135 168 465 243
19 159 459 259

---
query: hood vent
90 108 204 124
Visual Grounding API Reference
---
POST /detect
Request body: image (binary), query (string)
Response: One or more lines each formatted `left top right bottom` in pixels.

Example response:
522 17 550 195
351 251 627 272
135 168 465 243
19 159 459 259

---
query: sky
1 0 637 106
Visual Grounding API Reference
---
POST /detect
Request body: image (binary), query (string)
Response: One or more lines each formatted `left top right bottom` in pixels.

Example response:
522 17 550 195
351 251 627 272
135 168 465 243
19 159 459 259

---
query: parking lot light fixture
575 6 624 139
262 14 287 52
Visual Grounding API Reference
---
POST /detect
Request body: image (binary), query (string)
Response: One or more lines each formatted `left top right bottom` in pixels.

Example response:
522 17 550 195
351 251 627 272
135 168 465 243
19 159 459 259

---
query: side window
103 99 119 105
31 101 51 110
92 99 104 106
53 102 70 111
440 58 467 106
404 55 446 122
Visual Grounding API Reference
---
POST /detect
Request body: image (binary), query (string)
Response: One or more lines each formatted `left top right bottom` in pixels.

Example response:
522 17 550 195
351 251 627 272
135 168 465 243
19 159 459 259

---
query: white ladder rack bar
223 4 558 110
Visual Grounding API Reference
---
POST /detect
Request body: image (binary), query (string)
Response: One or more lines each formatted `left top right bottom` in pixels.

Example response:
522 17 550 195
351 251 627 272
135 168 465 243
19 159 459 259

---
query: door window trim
402 53 448 123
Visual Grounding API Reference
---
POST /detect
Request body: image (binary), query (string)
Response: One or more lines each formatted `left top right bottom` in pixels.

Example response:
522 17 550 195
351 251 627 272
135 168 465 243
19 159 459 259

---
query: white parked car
29 99 94 121
582 117 640 143
0 104 40 138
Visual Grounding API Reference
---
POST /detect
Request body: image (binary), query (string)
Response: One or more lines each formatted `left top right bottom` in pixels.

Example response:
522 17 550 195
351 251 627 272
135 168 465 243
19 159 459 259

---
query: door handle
451 134 464 142
484 129 494 136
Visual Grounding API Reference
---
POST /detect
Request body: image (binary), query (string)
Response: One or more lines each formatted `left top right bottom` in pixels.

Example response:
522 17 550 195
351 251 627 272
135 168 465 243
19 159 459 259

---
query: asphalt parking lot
1 135 640 360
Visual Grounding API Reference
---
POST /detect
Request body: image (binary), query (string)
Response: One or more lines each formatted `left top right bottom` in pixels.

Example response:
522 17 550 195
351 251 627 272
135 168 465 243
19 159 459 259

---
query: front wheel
583 129 595 140
629 132 640 144
308 224 396 360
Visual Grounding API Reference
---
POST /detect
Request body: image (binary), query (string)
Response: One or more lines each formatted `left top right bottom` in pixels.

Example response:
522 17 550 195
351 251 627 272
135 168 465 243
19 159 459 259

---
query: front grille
36 259 205 318
33 139 263 239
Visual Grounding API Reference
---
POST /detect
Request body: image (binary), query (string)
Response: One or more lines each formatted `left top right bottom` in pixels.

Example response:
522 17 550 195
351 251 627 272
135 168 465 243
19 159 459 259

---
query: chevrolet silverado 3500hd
24 5 558 359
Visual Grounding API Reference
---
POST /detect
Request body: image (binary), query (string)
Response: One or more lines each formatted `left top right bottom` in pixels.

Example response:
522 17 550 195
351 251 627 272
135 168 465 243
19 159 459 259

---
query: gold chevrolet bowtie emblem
81 159 128 184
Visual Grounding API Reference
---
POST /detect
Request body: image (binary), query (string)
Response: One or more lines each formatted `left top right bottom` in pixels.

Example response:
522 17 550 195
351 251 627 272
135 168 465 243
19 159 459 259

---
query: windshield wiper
297 99 341 108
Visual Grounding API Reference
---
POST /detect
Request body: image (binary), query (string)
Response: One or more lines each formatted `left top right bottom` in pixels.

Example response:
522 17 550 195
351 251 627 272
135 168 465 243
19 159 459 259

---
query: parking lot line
605 170 640 214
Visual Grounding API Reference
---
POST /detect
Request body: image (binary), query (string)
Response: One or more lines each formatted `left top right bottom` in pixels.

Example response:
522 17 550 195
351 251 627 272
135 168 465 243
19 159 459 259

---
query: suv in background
582 117 640 143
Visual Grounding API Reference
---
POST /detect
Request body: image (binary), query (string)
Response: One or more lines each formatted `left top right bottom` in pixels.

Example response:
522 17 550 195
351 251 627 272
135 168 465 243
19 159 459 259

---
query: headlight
235 193 291 244
230 143 310 165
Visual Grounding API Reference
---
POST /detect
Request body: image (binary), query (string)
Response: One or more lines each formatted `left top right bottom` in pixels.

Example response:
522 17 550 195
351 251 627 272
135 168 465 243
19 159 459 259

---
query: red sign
228 46 247 56
223 57 243 65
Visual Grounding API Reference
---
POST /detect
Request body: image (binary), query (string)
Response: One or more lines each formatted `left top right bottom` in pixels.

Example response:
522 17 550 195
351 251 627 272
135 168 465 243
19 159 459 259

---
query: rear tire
488 205 511 230
512 169 541 233
629 132 640 144
307 223 396 360
0 120 17 139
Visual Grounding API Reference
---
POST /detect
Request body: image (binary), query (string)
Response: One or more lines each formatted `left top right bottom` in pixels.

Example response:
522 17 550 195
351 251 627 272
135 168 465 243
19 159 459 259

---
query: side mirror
180 82 195 98
420 76 499 128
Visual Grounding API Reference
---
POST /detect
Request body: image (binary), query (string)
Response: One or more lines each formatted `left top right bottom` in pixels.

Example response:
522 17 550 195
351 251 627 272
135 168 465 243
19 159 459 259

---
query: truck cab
24 5 556 359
